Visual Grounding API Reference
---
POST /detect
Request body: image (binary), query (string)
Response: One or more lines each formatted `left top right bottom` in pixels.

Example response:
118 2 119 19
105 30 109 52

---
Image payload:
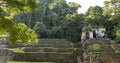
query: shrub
92 44 101 52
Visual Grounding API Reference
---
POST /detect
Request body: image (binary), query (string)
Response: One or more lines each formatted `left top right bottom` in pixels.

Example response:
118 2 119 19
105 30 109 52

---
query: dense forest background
0 0 120 43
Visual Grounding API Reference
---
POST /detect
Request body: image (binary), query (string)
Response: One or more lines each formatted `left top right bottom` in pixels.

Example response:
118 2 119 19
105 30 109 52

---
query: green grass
7 61 55 63
111 44 116 50
9 48 25 53
111 43 120 53
9 47 74 53
0 34 6 37
9 47 73 54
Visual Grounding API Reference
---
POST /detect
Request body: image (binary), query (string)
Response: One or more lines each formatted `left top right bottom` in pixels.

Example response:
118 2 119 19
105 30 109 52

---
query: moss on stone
92 44 102 52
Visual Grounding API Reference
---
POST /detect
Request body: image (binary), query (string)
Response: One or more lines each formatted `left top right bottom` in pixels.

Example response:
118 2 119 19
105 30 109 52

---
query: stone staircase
86 38 113 52
82 38 120 63
6 38 120 63
9 39 77 63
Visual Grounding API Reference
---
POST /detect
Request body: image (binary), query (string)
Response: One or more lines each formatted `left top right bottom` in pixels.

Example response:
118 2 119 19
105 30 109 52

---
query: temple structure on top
81 25 106 41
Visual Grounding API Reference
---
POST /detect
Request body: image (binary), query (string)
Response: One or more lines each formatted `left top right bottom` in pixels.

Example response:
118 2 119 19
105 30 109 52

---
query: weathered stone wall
88 52 120 63
0 37 13 63
13 52 77 63
0 49 13 63
8 38 120 63
9 39 77 63
82 38 120 63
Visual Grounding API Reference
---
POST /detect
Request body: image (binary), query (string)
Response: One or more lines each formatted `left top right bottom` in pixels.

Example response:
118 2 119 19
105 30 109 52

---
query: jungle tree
0 0 38 44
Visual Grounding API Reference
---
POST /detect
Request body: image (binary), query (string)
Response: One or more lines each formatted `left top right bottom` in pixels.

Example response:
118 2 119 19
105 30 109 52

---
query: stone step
39 39 73 44
0 45 7 48
87 39 110 44
8 44 74 48
0 49 13 63
0 49 13 56
12 52 77 63
8 39 76 63
7 61 56 63
23 47 74 52
39 44 73 47
113 43 120 51
99 44 113 50
86 44 113 51
40 39 66 41
38 43 73 46
9 47 75 53
101 53 120 63
8 39 74 48
38 41 73 45
89 52 120 63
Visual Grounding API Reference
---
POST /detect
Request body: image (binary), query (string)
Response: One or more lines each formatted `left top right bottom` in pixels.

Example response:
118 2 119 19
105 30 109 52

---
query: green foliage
92 44 102 52
111 44 116 51
10 0 120 42
9 23 38 44
0 19 14 33
111 42 119 53
33 21 47 38
114 24 120 42
86 6 104 26
103 0 120 40
61 13 85 42
69 2 81 12
3 0 38 19
10 48 25 53
69 2 81 8
0 0 38 44
14 0 83 42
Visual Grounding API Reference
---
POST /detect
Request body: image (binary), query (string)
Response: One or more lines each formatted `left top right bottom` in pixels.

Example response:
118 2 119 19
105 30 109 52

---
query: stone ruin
81 26 106 42
0 35 13 63
77 26 120 63
0 34 9 45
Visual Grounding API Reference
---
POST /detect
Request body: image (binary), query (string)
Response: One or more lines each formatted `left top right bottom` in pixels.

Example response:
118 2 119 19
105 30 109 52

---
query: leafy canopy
0 0 38 44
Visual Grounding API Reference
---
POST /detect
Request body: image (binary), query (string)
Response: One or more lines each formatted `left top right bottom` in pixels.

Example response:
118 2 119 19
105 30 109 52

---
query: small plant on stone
92 44 102 52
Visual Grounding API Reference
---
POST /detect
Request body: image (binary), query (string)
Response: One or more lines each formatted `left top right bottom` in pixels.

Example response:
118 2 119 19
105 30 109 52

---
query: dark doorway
86 32 89 39
93 30 96 38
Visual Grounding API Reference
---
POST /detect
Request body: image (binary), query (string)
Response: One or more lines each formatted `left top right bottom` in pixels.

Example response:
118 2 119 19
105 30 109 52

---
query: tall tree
61 13 85 42
13 0 82 42
86 6 104 26
103 0 120 40
0 0 38 44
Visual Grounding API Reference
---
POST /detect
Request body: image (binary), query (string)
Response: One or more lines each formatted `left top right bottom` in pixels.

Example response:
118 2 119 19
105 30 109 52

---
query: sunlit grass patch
9 48 25 53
